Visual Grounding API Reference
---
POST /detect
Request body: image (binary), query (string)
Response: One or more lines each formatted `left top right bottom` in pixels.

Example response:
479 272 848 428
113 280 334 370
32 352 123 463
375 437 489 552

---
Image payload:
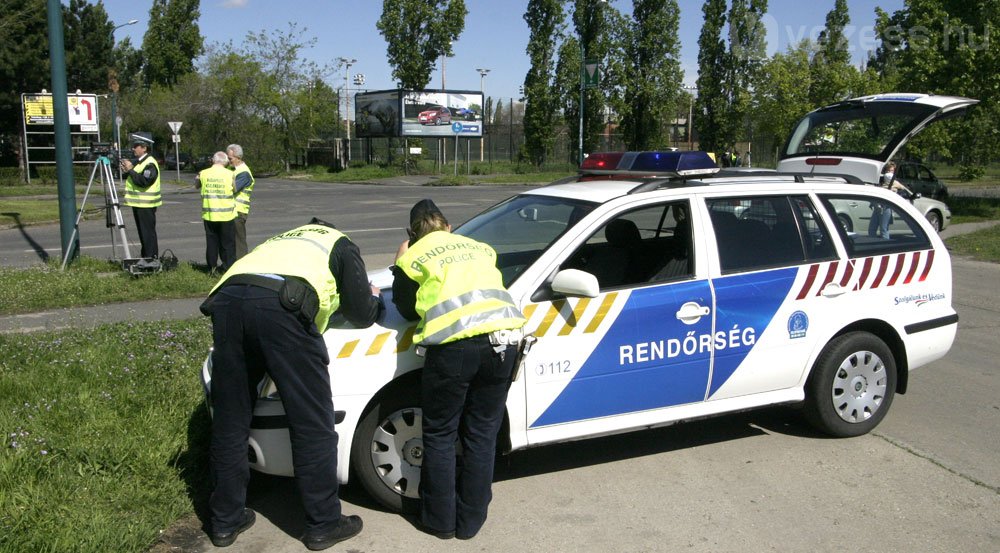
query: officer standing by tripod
120 132 161 259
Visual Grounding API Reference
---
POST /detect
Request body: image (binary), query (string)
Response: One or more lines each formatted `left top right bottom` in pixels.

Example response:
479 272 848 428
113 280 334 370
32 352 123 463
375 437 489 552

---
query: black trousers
132 206 157 258
208 284 342 535
420 335 516 537
203 219 236 271
234 212 249 260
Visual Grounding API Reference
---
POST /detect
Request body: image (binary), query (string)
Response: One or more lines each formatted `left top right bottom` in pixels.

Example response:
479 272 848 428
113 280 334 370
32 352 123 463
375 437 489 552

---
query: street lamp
110 19 138 178
476 68 489 161
682 85 697 151
578 0 608 166
336 57 356 143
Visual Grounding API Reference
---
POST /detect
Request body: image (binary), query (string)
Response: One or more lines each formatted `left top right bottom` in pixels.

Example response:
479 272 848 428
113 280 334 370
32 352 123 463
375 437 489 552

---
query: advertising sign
402 90 483 138
23 93 99 127
354 90 402 138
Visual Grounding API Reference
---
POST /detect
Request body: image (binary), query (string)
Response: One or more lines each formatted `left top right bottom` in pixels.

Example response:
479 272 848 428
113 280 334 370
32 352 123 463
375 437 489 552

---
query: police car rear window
818 194 931 257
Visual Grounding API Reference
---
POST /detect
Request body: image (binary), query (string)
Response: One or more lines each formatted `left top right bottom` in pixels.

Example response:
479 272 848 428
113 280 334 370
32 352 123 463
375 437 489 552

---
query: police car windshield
455 194 597 287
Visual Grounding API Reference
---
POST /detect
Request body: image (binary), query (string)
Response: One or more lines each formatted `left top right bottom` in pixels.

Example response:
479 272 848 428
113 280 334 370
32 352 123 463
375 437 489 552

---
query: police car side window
707 195 814 273
562 201 693 289
818 194 931 258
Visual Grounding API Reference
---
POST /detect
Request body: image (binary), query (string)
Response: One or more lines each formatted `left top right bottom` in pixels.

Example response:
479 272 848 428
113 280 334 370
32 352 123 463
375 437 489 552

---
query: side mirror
550 269 599 298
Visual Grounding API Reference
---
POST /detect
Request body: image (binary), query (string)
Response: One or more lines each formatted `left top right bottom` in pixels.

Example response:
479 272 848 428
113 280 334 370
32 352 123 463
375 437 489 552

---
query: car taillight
805 157 842 166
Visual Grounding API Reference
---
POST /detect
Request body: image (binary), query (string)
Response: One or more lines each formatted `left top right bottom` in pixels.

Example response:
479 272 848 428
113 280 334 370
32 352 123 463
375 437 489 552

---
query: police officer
391 200 526 540
196 151 237 272
120 132 160 258
204 218 381 550
226 144 255 259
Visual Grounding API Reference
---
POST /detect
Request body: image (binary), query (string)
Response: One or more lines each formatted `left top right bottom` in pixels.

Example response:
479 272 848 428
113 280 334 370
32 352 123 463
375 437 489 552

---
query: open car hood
776 93 978 184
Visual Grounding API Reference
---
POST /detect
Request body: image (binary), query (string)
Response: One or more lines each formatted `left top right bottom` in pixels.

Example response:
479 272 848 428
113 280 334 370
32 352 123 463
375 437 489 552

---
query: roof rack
712 169 867 185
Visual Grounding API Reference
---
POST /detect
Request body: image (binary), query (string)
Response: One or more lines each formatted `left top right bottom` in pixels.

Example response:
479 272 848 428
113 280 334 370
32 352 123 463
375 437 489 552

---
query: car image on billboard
402 90 483 137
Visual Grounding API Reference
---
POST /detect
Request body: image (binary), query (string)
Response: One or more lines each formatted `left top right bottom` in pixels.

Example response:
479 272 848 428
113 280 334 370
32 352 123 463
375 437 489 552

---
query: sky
98 0 905 103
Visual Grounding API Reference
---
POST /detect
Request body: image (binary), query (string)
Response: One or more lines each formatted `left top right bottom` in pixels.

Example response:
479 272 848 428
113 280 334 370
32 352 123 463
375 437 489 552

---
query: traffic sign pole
167 122 182 181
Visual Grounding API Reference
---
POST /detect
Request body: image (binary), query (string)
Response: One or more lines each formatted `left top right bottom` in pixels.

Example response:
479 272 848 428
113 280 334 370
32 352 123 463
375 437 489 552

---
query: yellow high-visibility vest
124 155 161 208
234 164 255 215
397 230 525 345
199 165 236 222
211 224 346 332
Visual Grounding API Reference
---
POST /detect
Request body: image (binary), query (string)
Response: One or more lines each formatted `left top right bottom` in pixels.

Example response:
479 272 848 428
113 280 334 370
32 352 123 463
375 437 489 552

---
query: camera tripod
60 155 133 270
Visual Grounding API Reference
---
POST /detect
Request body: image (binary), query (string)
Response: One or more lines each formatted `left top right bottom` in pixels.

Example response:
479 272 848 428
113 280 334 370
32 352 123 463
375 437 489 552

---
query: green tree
522 0 564 165
0 0 49 157
808 0 855 106
694 0 727 154
63 0 113 94
554 35 581 162
619 0 682 150
376 0 467 90
749 42 814 164
569 0 616 162
725 0 768 156
141 0 203 87
891 0 999 176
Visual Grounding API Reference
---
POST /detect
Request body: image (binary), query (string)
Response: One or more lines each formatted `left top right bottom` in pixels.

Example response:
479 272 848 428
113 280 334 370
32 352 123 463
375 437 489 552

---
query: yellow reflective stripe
534 300 566 337
584 292 618 333
337 340 359 358
395 326 416 353
557 297 591 336
521 304 538 320
367 332 390 355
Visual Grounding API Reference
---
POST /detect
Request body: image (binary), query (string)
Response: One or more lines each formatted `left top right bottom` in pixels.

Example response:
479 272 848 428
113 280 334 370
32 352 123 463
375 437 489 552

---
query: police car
201 93 971 511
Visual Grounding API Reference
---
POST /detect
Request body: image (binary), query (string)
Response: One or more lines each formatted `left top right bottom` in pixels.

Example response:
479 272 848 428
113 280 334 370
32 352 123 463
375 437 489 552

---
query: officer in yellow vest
391 199 526 540
120 132 160 258
196 151 237 271
226 143 255 259
203 218 382 550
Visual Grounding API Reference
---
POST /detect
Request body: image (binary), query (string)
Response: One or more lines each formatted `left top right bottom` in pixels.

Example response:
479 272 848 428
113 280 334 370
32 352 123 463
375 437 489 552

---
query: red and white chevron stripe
794 249 935 299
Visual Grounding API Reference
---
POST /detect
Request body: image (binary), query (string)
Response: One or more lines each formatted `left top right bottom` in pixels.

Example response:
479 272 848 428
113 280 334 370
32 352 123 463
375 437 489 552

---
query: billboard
22 93 100 130
354 90 401 138
402 90 483 138
354 89 485 138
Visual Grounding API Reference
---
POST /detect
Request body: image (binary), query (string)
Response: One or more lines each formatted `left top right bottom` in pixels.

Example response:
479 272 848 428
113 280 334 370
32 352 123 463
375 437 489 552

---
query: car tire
804 331 896 438
837 213 854 233
925 210 942 232
350 384 423 513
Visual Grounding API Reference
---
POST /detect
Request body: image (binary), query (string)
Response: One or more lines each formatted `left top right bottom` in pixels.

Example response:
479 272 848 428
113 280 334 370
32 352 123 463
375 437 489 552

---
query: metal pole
47 0 78 264
174 139 180 181
578 43 585 166
509 98 513 163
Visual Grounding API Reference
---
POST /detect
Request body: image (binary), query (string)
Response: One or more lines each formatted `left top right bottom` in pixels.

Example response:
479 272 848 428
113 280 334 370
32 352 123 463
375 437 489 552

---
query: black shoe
302 515 363 551
422 525 455 540
456 530 478 540
209 508 255 547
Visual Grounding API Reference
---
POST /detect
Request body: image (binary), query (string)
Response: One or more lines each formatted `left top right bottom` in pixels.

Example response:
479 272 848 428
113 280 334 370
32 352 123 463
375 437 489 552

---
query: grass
0 318 212 553
945 223 1000 262
944 195 1000 224
0 200 68 228
0 256 219 316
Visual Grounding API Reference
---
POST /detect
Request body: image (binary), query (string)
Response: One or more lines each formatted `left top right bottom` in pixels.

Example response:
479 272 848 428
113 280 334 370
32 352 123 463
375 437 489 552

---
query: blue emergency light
581 150 719 177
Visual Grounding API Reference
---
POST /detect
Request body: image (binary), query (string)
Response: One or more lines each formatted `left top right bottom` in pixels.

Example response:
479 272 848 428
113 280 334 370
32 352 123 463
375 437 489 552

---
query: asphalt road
2 178 997 552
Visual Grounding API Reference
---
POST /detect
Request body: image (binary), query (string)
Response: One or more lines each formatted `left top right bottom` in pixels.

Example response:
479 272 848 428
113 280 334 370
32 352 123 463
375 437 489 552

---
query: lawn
0 257 219 316
0 318 213 552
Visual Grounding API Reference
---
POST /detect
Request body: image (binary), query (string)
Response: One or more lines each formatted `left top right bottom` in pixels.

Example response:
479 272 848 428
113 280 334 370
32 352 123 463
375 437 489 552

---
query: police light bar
581 150 719 177
581 152 625 170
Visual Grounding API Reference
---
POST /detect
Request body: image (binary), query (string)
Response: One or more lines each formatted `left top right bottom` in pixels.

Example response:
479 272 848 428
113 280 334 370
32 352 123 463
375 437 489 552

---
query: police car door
704 193 839 399
521 200 714 443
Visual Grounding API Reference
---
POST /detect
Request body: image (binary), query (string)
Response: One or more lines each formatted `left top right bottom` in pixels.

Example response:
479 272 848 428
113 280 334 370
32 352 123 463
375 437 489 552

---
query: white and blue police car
202 93 971 510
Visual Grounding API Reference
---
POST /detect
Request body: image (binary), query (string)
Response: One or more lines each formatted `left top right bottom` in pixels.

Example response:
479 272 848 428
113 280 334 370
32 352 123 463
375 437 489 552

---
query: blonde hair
409 211 450 242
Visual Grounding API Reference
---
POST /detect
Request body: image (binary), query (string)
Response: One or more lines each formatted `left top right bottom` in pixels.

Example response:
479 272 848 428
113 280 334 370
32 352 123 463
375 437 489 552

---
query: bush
0 167 23 186
958 164 986 181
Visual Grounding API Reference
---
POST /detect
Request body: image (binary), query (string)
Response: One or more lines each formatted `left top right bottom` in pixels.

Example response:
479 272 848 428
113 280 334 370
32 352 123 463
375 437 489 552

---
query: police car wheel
350 388 423 513
805 332 897 438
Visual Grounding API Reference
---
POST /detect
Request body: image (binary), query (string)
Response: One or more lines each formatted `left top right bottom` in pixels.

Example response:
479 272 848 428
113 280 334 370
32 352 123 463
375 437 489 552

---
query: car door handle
676 301 710 324
821 283 847 298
